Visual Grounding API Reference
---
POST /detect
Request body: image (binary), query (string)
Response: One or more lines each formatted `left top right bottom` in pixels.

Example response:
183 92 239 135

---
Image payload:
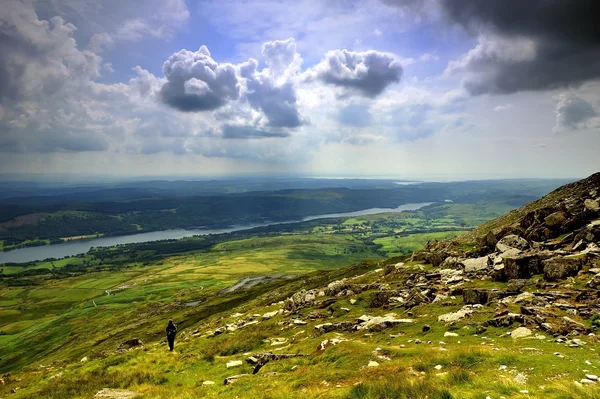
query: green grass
374 231 465 256
3 200 574 398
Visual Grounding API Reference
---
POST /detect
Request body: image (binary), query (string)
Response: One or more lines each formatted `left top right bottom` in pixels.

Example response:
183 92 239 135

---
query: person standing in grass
166 320 177 351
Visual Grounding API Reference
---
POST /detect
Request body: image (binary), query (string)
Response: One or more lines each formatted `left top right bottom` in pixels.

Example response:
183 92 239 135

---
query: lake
0 202 433 264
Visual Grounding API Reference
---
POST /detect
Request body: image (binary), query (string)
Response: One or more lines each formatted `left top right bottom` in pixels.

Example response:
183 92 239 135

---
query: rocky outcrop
542 257 583 281
283 290 318 312
496 235 529 252
246 352 306 374
462 288 490 305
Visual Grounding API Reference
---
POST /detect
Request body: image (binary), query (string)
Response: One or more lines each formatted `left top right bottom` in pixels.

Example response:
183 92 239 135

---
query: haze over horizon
1 0 599 179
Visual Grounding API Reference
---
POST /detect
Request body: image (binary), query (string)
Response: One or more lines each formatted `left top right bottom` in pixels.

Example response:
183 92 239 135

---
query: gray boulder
545 211 567 227
496 235 529 252
542 257 583 281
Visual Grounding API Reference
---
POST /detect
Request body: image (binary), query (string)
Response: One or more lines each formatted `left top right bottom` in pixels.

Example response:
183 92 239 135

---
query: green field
3 200 569 398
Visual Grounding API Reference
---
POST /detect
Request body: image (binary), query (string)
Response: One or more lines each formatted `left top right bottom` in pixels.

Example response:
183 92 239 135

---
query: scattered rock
317 338 347 352
367 361 379 367
584 199 600 212
246 352 306 374
94 388 139 398
545 211 567 227
404 288 429 309
511 327 533 339
461 256 491 273
118 339 143 350
543 257 583 281
262 311 279 319
357 315 414 331
226 360 243 369
586 273 600 289
463 288 489 305
438 307 474 323
224 374 249 385
496 235 530 252
444 331 459 337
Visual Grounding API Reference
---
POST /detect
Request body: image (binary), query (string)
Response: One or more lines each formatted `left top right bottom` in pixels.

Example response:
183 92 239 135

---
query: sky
0 0 599 179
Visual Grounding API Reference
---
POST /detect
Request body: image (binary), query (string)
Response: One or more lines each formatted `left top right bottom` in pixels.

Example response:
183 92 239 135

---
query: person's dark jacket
166 322 177 337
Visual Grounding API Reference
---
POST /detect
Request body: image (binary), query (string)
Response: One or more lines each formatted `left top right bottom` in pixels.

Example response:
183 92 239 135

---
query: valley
1 176 599 399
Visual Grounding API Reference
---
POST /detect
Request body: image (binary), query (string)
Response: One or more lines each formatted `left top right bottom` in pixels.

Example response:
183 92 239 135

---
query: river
0 202 433 264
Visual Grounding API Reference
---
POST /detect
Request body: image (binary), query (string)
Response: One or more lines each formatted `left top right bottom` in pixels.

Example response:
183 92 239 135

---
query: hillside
1 174 600 398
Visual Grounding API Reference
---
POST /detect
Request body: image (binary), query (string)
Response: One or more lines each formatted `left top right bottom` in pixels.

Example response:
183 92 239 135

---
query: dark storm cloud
385 0 600 94
554 94 597 130
309 49 403 97
222 125 290 139
160 46 241 112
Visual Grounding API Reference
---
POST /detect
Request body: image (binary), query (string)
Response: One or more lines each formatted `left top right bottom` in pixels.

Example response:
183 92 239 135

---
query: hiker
166 320 177 351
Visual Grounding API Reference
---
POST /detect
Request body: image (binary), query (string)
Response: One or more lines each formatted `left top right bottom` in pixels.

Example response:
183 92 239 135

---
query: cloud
306 49 403 97
222 125 290 139
493 104 512 112
240 39 305 128
0 1 101 102
160 46 242 112
553 93 598 132
87 0 190 52
338 104 373 127
387 0 600 94
443 0 600 94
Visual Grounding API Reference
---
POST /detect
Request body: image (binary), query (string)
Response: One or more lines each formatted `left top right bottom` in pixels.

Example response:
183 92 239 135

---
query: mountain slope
1 174 600 399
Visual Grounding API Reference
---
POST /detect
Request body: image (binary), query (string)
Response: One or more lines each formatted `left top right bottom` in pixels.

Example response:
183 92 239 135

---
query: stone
262 311 279 319
202 381 215 385
317 338 346 352
580 379 597 385
438 307 473 323
358 316 414 332
584 199 600 212
404 288 429 309
496 235 529 252
462 288 489 305
545 211 567 227
314 321 355 334
119 338 143 349
461 256 491 273
585 374 599 381
94 388 139 398
562 316 587 333
543 257 583 281
350 299 357 305
224 374 249 385
367 361 379 367
80 356 88 363
422 325 431 332
283 290 318 312
292 319 307 325
439 269 463 284
226 360 243 368
444 331 459 337
480 230 498 249
504 253 542 279
586 274 600 289
511 327 533 339
434 364 443 370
